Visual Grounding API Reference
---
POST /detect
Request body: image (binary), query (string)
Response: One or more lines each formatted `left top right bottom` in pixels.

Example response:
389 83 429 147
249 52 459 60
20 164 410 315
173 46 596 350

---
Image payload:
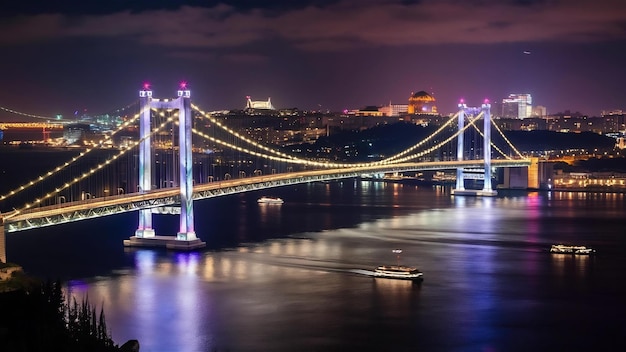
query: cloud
0 0 625 51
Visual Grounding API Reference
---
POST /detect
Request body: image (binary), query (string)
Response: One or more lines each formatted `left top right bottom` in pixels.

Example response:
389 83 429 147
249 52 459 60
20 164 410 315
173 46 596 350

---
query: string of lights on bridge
193 105 477 167
13 116 176 214
192 105 494 167
490 120 524 158
0 105 53 120
0 109 144 202
192 105 520 166
191 108 490 167
0 101 138 122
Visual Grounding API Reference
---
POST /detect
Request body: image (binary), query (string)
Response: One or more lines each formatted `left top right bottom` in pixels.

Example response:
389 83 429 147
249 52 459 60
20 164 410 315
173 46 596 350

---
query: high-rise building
502 93 532 119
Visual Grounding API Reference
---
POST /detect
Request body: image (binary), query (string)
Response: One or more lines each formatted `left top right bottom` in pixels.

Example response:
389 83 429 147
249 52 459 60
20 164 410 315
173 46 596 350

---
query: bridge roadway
2 159 530 233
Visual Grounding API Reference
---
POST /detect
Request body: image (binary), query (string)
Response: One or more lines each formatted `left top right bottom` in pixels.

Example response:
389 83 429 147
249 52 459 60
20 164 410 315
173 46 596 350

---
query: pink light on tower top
143 82 151 90
180 81 188 89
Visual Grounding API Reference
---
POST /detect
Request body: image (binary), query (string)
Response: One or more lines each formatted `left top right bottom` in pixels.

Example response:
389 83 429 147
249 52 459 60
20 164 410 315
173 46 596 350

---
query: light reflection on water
39 185 626 351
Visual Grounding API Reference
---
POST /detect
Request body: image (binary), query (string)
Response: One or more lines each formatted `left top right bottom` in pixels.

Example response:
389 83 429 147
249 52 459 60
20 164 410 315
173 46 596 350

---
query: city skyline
0 0 625 119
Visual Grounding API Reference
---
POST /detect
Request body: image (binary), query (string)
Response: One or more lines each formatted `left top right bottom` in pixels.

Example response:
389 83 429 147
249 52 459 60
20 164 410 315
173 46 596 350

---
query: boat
550 244 595 255
373 249 423 281
373 265 424 281
257 196 284 204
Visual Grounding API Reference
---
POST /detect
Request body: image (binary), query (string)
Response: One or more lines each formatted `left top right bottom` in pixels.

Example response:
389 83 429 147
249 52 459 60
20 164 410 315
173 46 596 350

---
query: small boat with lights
257 196 284 204
550 244 595 255
374 265 424 281
373 249 423 281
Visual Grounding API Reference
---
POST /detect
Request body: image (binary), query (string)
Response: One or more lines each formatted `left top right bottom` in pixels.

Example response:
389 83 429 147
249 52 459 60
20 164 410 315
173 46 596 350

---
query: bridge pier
124 85 205 250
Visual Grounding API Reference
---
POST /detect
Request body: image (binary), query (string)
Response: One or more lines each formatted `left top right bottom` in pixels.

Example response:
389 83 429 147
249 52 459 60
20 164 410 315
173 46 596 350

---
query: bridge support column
135 88 155 238
481 102 497 196
176 90 197 241
455 103 466 191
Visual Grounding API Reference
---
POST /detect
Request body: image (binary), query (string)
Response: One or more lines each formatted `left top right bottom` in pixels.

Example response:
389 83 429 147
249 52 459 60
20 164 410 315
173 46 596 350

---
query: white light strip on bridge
0 109 144 201
192 104 469 168
0 105 53 120
13 116 175 214
491 119 525 158
380 111 460 163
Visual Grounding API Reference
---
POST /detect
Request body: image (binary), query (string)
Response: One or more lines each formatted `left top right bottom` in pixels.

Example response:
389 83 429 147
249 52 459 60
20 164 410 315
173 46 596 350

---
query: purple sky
0 0 625 119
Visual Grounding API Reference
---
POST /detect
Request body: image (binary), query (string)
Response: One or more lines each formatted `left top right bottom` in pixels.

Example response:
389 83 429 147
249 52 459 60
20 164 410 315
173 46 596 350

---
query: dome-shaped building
408 91 437 114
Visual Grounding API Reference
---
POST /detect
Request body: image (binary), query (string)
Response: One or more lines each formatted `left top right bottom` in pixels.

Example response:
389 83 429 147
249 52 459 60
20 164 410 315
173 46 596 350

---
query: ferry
550 244 595 255
373 265 424 281
257 196 284 204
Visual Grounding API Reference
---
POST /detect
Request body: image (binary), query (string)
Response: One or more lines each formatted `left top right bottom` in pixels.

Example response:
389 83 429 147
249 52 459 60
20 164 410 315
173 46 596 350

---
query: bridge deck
2 159 530 233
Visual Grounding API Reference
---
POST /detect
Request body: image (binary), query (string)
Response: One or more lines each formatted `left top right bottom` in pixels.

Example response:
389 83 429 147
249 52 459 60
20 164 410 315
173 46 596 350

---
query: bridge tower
125 84 205 250
452 101 497 197
455 101 467 191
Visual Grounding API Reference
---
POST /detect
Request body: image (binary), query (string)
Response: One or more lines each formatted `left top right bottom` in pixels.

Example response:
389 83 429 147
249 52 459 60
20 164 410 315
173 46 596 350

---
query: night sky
1 0 625 119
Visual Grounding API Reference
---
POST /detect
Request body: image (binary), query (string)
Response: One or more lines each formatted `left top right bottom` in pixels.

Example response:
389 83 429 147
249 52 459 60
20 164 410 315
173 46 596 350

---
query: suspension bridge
0 85 531 262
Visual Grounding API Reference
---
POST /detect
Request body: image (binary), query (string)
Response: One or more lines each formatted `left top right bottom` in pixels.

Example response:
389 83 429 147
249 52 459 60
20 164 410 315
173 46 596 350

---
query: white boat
373 265 424 281
257 196 284 204
550 244 595 255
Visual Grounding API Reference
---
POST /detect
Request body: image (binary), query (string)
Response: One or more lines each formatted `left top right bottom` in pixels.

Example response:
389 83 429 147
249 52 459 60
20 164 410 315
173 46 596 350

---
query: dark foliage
573 157 626 172
0 280 119 352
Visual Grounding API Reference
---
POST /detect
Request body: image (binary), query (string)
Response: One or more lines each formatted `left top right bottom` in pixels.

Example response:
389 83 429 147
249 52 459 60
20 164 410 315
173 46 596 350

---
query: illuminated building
246 96 275 110
407 91 437 114
502 93 532 119
379 103 408 117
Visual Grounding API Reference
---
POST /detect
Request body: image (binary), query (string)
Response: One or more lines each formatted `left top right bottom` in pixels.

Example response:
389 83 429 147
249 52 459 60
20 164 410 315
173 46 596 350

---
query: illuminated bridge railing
4 159 530 233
